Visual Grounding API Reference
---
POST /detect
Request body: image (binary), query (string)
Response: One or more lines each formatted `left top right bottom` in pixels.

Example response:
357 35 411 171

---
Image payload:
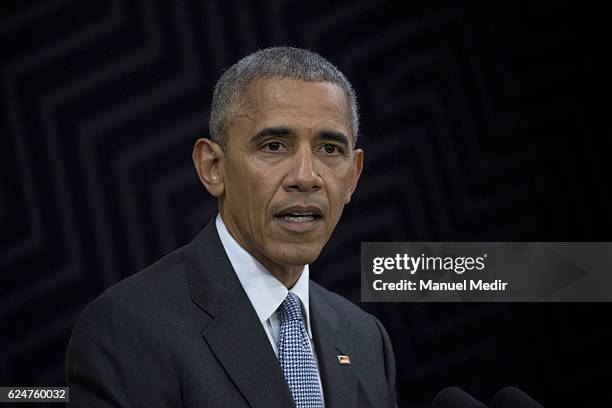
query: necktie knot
277 292 303 323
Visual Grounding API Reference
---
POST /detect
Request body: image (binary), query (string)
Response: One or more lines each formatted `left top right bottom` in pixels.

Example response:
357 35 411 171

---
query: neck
264 263 303 289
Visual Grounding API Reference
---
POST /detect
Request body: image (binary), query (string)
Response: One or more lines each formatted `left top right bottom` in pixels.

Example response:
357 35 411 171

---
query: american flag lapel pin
337 355 351 365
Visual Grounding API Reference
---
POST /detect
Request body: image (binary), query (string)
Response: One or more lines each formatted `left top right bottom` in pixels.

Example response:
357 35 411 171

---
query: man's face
217 78 363 275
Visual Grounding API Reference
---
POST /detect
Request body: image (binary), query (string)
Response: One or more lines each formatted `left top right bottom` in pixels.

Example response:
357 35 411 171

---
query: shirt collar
215 214 313 338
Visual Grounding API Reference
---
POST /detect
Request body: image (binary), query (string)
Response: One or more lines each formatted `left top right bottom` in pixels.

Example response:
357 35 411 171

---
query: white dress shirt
215 214 325 402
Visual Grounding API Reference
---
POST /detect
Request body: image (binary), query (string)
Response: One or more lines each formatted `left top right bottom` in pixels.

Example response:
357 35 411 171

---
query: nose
284 146 322 193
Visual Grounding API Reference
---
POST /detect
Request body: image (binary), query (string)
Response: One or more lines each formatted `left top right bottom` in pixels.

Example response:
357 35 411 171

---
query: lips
275 205 322 220
274 205 323 231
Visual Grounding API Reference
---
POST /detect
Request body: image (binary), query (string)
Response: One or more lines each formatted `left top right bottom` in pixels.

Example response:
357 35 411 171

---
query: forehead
235 77 352 132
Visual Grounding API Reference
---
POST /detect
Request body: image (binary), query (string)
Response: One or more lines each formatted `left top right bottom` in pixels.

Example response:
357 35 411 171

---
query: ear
192 138 225 197
345 148 364 204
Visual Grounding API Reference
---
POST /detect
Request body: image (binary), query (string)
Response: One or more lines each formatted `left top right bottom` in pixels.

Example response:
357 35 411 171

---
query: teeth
282 215 315 222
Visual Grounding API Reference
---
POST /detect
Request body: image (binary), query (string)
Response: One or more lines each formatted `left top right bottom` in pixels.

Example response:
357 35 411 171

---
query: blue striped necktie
277 292 324 407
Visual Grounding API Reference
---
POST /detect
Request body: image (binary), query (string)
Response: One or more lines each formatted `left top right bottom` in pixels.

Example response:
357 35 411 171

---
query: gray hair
209 47 359 148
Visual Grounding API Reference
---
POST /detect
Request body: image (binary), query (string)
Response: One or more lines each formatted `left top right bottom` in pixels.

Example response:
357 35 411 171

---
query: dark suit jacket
66 220 396 407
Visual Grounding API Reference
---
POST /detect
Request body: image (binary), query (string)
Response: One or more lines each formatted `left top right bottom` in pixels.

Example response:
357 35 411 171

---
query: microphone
489 386 544 408
432 387 487 408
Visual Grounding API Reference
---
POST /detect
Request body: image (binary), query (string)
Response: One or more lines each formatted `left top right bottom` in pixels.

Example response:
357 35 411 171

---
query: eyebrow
249 127 351 148
249 126 293 145
319 130 350 148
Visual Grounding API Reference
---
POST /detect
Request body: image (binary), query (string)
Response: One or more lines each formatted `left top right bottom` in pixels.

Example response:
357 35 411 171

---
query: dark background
1 1 611 406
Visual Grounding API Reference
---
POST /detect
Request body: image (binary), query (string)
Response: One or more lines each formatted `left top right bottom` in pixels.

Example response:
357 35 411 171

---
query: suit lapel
185 220 294 408
201 286 295 408
310 284 358 408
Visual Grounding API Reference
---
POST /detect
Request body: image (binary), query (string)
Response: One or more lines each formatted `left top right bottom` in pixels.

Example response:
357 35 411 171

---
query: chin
271 242 323 267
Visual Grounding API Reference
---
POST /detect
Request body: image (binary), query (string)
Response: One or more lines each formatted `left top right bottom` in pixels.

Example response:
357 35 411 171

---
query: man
66 47 396 407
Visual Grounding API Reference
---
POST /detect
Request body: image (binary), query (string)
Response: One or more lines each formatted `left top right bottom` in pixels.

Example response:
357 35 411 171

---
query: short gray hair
209 47 359 148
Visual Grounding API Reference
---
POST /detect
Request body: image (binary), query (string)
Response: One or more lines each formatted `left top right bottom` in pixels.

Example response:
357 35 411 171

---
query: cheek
326 175 352 214
243 171 280 218
330 164 353 192
229 161 266 199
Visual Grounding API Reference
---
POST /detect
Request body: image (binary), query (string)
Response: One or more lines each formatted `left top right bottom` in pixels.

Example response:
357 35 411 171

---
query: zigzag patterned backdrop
1 1 610 407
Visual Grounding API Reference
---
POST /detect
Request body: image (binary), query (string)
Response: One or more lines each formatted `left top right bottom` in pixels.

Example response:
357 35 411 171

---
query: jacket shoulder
95 245 189 310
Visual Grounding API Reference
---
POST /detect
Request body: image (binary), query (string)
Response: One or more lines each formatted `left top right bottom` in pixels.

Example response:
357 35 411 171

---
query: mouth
273 205 323 232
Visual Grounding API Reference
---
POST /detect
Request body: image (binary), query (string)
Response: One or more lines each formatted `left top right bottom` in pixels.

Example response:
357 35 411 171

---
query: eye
263 141 284 152
321 144 342 154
